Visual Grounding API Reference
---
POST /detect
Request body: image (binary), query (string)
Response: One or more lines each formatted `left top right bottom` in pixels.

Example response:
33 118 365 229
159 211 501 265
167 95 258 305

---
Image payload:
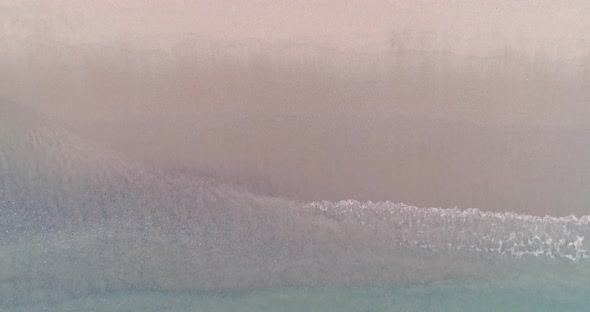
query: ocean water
2 101 590 311
2 196 590 311
2 245 590 311
6 274 590 312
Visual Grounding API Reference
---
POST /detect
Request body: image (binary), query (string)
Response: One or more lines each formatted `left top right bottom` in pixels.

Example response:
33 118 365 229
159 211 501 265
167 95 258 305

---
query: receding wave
305 200 590 261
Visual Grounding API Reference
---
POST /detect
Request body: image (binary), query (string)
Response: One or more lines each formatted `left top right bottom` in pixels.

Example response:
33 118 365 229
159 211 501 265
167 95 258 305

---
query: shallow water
2 206 590 311
4 267 590 312
2 100 590 311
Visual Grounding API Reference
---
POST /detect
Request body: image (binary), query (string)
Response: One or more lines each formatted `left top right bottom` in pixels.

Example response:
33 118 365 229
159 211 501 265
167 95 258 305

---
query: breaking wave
305 200 590 261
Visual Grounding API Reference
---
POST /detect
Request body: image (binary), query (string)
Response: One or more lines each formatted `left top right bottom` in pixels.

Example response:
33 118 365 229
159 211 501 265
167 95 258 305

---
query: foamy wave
305 200 590 261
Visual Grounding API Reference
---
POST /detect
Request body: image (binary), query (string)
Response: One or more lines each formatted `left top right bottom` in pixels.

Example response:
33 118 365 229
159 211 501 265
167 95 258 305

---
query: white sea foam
305 200 590 261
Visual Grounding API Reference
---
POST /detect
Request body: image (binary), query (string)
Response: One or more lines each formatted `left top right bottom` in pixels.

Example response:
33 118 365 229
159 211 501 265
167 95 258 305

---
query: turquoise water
4 270 590 312
2 184 590 311
2 183 590 311
2 231 589 311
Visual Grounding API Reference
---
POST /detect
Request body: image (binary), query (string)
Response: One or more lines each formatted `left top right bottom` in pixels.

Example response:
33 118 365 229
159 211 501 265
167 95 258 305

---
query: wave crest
305 200 590 261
